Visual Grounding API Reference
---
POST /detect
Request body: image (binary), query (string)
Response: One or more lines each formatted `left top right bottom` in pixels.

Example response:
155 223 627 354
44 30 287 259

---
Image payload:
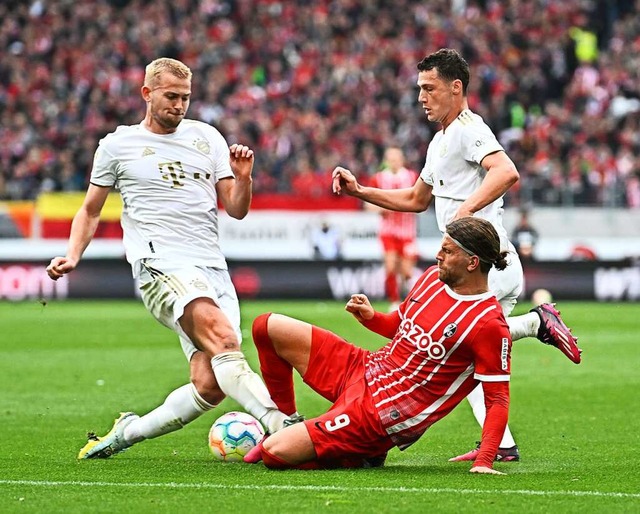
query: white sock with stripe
123 383 215 444
211 351 288 433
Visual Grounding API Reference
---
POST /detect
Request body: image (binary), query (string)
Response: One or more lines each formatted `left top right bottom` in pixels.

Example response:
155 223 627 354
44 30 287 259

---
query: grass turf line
0 300 638 513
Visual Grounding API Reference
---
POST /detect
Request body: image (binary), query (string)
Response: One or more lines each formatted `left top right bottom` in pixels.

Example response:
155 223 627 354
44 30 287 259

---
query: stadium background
0 0 638 301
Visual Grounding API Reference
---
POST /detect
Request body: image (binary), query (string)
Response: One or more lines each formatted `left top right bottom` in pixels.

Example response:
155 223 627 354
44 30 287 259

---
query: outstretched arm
217 144 254 220
332 166 432 213
469 380 510 475
46 184 110 280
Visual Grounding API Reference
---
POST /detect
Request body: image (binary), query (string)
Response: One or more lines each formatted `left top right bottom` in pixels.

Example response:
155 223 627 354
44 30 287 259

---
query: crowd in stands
1 0 639 208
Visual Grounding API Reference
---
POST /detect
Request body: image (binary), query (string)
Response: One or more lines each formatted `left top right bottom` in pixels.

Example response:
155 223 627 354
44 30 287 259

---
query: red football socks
252 313 297 415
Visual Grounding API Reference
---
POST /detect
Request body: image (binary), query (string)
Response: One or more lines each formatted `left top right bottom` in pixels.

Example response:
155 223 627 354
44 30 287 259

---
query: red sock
385 272 399 302
261 447 324 470
252 313 297 415
261 448 369 470
261 447 293 469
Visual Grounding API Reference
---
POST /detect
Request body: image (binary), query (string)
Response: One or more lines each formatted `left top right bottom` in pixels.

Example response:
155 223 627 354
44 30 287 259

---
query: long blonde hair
445 217 509 272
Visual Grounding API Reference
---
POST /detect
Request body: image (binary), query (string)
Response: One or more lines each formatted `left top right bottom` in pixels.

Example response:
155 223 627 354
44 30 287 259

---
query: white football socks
123 383 216 444
507 312 541 341
211 351 288 433
466 384 516 448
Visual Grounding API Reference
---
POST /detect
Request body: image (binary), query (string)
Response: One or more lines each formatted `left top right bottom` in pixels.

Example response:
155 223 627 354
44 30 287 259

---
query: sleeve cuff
474 373 510 382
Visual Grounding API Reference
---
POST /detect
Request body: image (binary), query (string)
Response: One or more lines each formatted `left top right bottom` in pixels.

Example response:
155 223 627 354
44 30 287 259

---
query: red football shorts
380 235 418 259
301 326 394 461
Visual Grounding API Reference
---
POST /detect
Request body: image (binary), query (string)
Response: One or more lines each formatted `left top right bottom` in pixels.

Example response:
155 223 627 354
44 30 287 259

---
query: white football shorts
488 241 524 317
135 258 242 361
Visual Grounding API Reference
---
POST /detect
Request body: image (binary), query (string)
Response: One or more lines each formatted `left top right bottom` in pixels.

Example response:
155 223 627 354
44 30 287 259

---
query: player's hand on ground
345 293 374 322
469 466 506 475
46 257 77 280
229 144 254 180
332 166 359 196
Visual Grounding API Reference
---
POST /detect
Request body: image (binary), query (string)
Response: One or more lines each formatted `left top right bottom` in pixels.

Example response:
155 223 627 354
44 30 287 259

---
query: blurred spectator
0 0 639 208
511 208 539 262
311 220 342 260
289 155 328 197
570 244 598 261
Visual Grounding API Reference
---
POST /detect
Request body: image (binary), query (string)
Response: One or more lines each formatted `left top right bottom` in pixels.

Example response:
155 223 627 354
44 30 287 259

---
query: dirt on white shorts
135 258 242 361
488 241 523 317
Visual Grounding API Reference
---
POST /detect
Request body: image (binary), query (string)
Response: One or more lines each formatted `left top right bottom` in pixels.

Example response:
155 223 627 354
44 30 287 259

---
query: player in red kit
245 217 512 474
332 49 582 462
368 147 419 306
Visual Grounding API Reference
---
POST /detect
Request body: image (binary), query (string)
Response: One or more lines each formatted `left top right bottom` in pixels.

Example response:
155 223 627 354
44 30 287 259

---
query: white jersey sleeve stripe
474 373 510 382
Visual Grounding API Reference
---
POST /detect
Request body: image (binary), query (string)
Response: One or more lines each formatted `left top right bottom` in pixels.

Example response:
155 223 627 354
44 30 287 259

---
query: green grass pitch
0 299 638 513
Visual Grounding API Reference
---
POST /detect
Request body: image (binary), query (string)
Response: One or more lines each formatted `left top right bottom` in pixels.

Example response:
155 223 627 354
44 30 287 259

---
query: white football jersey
420 109 508 249
90 120 234 268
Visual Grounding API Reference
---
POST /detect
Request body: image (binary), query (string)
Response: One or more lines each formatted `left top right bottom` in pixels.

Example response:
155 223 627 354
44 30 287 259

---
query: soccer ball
208 411 265 462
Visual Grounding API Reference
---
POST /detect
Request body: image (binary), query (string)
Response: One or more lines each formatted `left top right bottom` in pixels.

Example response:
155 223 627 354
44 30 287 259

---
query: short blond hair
144 58 192 87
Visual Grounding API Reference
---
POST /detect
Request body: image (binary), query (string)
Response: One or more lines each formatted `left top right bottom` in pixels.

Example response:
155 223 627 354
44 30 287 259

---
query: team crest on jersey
193 138 210 154
190 279 209 291
443 323 458 338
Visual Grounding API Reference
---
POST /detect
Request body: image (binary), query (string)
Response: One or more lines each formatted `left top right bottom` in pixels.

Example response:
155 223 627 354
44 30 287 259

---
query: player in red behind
245 217 512 474
367 147 419 308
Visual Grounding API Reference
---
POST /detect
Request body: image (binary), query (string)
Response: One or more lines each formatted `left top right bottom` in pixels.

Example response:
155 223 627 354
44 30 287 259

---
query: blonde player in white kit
332 48 582 463
47 58 298 459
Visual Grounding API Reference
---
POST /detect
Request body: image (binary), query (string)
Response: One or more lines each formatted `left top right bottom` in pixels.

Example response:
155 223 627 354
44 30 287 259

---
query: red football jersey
370 167 418 239
364 266 511 448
